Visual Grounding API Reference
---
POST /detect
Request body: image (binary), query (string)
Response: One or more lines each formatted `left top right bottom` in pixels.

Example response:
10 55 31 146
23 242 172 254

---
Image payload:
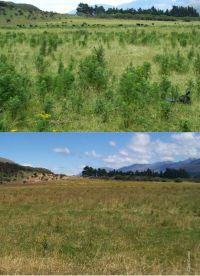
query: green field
1 16 200 131
0 178 200 274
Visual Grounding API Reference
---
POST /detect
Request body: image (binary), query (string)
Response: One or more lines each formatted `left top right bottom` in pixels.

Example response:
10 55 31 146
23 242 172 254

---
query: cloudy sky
1 132 200 175
8 0 130 12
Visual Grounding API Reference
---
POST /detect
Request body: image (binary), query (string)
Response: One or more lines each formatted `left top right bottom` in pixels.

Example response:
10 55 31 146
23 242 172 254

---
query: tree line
76 3 199 18
82 166 190 180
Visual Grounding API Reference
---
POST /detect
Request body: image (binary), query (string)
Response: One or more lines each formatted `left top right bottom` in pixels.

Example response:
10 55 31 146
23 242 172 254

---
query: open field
0 178 200 274
1 17 200 131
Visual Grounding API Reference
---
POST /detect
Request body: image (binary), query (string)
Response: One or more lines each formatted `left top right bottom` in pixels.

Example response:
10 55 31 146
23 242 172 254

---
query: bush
159 77 179 99
154 51 187 75
0 55 29 117
175 178 183 183
79 46 108 90
194 54 200 75
119 63 151 104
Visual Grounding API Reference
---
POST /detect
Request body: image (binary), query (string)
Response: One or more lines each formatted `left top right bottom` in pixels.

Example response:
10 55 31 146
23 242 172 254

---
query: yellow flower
35 113 51 120
11 129 17 132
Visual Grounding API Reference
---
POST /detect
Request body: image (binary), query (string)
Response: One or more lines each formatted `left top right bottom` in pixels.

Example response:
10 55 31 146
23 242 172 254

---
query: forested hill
0 160 53 183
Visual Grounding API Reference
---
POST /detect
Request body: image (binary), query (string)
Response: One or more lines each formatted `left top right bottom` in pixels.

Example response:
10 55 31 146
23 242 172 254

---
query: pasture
0 178 200 274
1 17 200 131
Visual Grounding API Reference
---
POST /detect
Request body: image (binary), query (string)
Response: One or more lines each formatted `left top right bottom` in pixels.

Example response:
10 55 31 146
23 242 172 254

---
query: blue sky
1 133 200 175
8 0 131 12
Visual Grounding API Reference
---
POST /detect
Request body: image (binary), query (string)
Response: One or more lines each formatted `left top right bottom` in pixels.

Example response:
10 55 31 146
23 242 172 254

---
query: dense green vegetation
82 166 190 181
1 12 200 131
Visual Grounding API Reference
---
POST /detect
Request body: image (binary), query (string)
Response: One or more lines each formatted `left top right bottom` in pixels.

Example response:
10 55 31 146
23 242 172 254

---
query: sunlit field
0 178 200 274
1 17 200 131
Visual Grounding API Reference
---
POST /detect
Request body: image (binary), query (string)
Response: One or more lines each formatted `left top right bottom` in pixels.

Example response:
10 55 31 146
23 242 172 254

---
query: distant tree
77 3 93 16
82 166 190 180
76 3 199 18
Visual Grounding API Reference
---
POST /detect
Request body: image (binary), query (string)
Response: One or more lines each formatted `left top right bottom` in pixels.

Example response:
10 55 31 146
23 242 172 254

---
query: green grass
0 178 200 274
1 16 200 131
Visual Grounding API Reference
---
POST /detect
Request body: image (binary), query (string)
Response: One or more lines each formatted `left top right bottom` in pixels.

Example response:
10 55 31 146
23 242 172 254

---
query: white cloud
119 150 129 156
53 147 70 155
172 133 200 142
128 133 151 154
109 141 117 147
22 163 33 167
102 133 200 169
85 150 100 158
10 0 132 13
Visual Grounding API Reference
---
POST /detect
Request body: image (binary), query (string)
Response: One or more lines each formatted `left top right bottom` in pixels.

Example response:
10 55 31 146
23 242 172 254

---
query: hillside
0 158 54 183
0 157 16 164
0 1 40 11
0 0 63 25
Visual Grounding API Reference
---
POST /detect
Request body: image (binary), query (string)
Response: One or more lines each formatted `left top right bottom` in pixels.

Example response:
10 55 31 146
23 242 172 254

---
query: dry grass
0 178 200 274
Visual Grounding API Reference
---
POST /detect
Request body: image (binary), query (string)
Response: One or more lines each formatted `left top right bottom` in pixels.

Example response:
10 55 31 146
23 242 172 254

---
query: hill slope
0 0 62 25
0 157 16 164
0 1 40 11
0 157 53 183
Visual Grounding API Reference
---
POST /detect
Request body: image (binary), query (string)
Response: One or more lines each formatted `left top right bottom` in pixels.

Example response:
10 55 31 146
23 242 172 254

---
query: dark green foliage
194 54 200 75
0 55 29 118
119 62 151 103
154 51 187 75
55 61 75 96
159 77 179 99
82 166 190 180
79 46 108 90
160 102 171 120
179 120 191 132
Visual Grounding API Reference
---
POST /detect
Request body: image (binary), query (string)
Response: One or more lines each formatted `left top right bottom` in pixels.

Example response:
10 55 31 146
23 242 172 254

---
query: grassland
0 178 200 274
1 15 200 131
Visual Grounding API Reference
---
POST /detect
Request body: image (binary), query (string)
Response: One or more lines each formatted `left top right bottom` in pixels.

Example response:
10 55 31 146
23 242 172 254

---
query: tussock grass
0 178 200 274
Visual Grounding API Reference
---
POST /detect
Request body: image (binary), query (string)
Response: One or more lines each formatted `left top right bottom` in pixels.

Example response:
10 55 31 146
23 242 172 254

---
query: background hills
0 157 53 183
118 158 200 177
70 0 200 14
0 1 40 11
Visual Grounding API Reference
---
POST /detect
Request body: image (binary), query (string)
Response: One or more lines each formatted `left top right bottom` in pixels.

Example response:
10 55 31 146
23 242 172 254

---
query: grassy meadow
0 178 200 274
1 16 200 131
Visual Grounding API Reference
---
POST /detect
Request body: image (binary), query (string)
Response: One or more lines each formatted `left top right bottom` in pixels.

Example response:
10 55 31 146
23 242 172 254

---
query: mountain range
70 0 200 14
117 158 200 177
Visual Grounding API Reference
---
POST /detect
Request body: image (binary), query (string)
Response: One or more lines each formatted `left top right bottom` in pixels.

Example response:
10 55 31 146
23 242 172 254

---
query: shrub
55 62 75 97
179 120 191 132
194 54 200 75
79 46 108 90
119 63 151 104
159 77 179 99
0 55 29 117
160 102 171 120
